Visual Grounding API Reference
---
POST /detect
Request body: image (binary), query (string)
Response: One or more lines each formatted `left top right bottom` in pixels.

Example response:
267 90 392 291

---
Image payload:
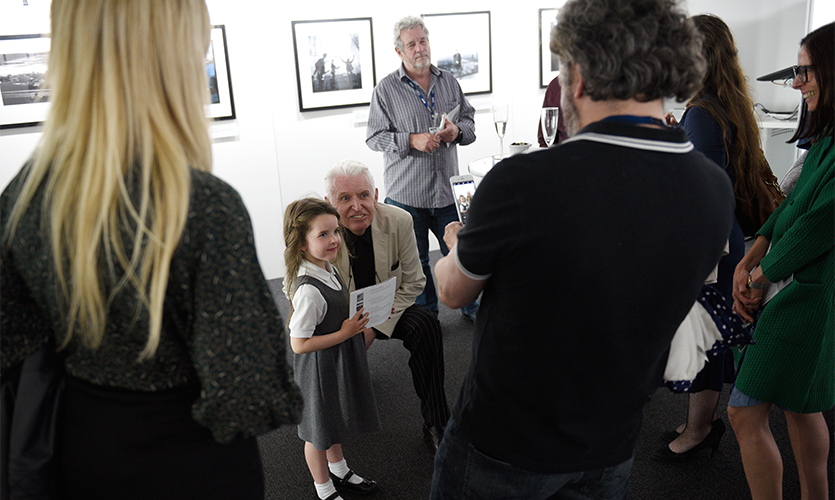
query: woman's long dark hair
788 22 834 144
687 14 770 205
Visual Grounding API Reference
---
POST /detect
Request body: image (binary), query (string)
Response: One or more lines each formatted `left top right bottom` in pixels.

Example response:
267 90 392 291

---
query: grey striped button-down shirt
366 64 475 209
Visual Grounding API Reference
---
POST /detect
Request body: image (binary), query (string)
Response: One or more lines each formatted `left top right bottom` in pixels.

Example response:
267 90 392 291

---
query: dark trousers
387 304 450 428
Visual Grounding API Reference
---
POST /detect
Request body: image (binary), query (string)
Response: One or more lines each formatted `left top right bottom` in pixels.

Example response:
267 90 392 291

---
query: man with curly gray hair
429 0 735 498
550 0 706 135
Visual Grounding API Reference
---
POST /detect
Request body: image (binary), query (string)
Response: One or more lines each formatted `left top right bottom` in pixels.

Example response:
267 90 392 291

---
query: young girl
283 198 381 500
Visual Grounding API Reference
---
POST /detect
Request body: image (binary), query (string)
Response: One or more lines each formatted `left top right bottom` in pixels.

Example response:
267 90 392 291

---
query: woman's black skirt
58 376 264 500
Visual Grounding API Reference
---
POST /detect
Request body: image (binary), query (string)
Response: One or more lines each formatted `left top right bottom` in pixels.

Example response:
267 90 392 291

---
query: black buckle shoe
329 470 378 495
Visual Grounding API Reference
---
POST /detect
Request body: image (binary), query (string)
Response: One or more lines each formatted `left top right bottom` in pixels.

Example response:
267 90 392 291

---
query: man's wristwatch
456 127 463 143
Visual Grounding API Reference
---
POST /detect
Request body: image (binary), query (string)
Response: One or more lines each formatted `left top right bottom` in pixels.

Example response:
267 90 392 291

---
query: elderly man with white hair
324 159 450 453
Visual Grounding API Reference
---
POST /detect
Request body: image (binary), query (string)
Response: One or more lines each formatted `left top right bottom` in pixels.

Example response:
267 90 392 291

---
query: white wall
0 0 815 279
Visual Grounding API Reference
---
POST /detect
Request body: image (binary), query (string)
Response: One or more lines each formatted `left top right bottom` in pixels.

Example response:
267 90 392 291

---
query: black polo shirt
452 119 734 473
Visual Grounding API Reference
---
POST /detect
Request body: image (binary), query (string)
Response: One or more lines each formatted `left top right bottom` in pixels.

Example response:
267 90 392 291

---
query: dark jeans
384 198 477 316
431 417 633 500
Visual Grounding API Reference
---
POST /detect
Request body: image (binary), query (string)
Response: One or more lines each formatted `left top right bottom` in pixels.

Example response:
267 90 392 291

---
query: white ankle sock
314 479 341 499
328 459 363 485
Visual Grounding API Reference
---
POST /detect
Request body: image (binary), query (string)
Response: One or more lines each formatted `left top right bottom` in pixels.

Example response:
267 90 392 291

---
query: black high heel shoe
660 428 683 442
652 419 726 463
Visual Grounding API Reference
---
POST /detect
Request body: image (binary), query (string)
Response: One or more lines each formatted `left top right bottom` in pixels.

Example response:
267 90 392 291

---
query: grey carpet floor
260 251 833 500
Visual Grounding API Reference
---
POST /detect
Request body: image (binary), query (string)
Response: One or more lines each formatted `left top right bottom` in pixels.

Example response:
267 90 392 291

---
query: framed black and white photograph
1 28 234 129
539 8 562 88
291 17 376 112
421 11 492 96
206 25 236 121
0 34 51 129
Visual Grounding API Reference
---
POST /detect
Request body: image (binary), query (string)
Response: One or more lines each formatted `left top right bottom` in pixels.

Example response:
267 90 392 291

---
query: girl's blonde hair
4 0 212 360
283 198 343 309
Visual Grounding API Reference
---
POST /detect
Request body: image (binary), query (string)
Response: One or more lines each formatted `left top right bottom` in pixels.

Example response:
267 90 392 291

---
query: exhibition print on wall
0 34 50 129
0 27 235 129
292 18 376 112
421 11 492 95
539 8 560 88
206 25 236 120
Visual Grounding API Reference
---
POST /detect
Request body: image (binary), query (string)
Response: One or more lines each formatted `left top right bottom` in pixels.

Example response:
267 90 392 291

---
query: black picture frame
539 8 560 88
291 17 377 112
207 25 236 121
0 33 50 129
0 27 235 129
421 11 492 96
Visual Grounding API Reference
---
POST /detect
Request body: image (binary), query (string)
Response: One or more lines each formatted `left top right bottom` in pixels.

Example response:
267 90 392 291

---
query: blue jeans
384 198 477 315
431 417 633 500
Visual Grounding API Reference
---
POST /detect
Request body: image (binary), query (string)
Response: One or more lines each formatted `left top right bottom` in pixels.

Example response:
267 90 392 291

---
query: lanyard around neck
602 115 668 128
407 80 435 117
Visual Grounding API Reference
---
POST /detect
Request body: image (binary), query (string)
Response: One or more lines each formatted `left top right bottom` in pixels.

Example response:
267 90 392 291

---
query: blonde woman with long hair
1 1 301 498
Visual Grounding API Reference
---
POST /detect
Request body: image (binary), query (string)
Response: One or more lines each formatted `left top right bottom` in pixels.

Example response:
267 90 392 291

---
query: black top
1 167 302 443
453 120 735 473
345 228 376 289
679 98 746 299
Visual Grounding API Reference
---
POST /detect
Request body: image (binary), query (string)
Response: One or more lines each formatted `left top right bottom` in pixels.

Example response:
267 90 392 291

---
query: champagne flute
492 105 508 155
541 107 559 148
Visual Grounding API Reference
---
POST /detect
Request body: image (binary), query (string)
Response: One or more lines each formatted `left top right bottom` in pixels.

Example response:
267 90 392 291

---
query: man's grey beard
561 92 580 137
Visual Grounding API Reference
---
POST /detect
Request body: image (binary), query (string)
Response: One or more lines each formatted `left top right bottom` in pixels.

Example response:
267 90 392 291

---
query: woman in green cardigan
729 22 833 500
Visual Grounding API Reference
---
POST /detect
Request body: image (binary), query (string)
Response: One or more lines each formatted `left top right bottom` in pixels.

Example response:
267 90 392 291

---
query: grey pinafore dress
293 273 380 450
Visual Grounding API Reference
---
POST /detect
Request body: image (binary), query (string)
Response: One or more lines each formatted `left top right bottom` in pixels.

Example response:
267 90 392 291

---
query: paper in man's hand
349 277 397 329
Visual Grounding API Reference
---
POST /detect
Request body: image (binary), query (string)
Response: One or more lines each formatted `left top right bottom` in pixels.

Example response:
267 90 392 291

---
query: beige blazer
334 203 426 337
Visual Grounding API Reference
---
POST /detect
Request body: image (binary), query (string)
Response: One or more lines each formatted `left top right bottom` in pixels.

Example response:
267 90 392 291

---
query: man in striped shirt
366 15 478 322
